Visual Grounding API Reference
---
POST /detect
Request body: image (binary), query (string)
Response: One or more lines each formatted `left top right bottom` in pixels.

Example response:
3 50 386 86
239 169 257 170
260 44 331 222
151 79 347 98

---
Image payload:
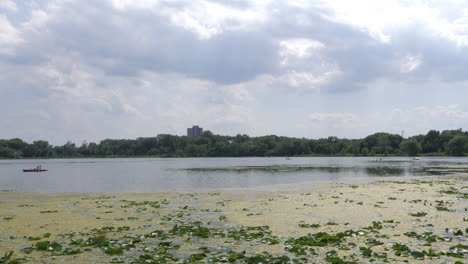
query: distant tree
388 134 403 151
361 132 399 155
147 148 160 156
0 147 19 158
446 135 466 156
32 140 52 157
55 141 77 157
361 147 369 156
400 138 422 156
344 140 361 155
234 134 250 144
421 130 441 153
314 140 332 155
377 134 391 155
4 138 28 151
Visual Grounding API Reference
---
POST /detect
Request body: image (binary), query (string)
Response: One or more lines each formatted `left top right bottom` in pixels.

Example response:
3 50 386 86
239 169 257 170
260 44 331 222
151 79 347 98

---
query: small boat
23 168 47 172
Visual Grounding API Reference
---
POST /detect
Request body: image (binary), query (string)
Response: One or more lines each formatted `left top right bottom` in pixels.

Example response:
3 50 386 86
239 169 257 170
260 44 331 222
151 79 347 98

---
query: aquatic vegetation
298 223 321 228
392 243 411 256
35 241 62 251
435 206 452 211
228 226 271 241
447 244 468 258
364 238 384 246
51 248 81 256
121 200 161 208
363 221 382 231
170 223 213 238
409 211 427 217
105 247 124 255
2 176 467 263
286 232 345 249
359 247 372 257
0 251 13 263
0 251 28 264
439 187 459 195
39 210 58 213
85 235 110 247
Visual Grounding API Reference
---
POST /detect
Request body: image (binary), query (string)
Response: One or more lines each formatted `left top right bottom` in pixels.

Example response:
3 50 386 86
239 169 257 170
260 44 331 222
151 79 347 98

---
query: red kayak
23 169 47 172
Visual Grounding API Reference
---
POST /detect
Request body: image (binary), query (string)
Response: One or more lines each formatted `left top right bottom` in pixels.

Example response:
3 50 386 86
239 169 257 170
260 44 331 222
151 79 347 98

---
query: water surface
0 157 466 193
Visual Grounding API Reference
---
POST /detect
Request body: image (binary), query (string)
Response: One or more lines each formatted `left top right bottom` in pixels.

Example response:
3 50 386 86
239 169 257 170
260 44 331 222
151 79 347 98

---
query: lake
0 157 467 193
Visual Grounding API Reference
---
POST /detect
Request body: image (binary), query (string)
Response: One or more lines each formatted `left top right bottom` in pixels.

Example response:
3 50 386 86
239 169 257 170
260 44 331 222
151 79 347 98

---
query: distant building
187 125 203 138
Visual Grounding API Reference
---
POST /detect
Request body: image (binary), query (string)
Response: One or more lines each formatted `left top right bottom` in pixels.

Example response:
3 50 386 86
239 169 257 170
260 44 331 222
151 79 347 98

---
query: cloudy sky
2 0 468 145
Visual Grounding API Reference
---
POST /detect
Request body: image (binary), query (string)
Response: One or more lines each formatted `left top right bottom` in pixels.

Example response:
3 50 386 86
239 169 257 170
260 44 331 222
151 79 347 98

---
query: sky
2 0 468 145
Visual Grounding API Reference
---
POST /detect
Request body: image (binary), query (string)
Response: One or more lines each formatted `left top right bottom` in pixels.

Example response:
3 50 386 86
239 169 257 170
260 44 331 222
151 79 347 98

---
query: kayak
23 169 47 172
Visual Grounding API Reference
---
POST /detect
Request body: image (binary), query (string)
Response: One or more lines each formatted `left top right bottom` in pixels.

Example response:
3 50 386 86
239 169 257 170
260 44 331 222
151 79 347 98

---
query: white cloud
313 0 468 46
0 14 22 54
279 38 324 59
111 0 269 39
168 1 268 39
221 85 254 102
0 0 17 11
21 9 50 33
110 0 168 10
276 38 341 91
400 55 422 72
312 0 417 43
309 112 363 127
283 70 341 88
37 110 51 120
372 105 468 135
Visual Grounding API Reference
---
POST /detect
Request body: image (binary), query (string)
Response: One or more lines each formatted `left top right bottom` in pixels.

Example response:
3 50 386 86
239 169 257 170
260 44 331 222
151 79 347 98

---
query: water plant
409 211 427 217
298 223 320 228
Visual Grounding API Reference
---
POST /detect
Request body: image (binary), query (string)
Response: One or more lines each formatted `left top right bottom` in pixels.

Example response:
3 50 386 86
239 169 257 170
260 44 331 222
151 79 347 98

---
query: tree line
1 129 468 159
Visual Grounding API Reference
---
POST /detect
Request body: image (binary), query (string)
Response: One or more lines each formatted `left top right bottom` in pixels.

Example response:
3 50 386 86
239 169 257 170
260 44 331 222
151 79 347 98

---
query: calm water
0 157 467 193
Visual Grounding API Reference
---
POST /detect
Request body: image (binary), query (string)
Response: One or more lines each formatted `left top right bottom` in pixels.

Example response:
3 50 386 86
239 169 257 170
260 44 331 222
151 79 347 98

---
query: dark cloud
6 1 278 84
7 0 468 91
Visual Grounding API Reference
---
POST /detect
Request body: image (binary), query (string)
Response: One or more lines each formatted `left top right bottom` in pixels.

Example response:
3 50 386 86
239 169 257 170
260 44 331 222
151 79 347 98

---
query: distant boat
23 168 47 172
413 157 420 160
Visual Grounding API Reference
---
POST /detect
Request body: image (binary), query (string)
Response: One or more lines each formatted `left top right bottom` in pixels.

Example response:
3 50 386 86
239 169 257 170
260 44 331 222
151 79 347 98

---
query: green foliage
2 129 468 158
446 135 466 156
400 138 422 156
0 147 19 158
409 212 427 217
0 251 13 263
105 247 124 255
421 130 441 153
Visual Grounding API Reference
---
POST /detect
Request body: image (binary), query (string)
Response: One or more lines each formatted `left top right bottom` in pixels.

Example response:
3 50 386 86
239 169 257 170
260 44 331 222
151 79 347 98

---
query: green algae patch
409 211 427 217
1 175 467 263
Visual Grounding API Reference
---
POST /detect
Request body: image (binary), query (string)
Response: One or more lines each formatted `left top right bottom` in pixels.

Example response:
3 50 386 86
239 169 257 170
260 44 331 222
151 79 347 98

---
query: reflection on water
0 157 467 193
185 165 411 176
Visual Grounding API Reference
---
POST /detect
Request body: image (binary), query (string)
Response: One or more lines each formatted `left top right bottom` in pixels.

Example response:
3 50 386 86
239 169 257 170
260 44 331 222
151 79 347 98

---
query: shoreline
0 155 465 161
1 175 467 263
